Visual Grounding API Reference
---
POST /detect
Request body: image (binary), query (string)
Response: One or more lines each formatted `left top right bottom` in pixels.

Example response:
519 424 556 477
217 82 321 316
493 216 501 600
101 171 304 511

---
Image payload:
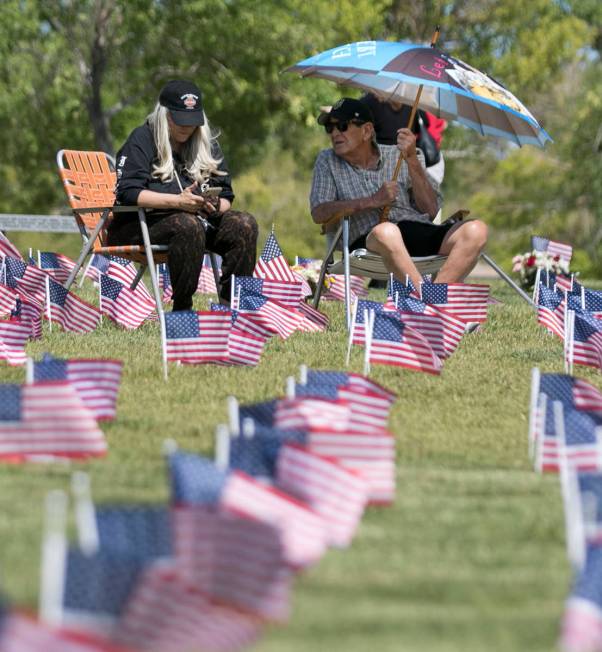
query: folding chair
312 213 535 329
56 149 222 311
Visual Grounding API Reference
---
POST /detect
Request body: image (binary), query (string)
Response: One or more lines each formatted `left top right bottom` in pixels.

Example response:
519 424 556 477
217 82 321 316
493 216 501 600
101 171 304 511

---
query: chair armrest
72 205 140 215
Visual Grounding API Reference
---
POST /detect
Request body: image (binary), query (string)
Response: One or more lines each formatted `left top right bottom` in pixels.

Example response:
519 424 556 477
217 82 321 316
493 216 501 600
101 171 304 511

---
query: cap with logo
317 98 374 126
159 80 205 126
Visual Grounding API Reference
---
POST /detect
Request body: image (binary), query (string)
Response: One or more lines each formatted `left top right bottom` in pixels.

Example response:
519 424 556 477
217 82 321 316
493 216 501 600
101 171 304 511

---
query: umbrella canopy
286 40 552 148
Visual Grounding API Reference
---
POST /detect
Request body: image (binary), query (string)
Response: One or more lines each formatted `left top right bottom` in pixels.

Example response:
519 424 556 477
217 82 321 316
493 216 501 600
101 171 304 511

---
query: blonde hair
147 103 225 183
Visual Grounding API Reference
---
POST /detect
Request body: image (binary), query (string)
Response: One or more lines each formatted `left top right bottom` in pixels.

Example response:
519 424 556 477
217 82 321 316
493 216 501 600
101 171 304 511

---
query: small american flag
571 311 602 371
171 506 292 623
32 355 123 421
276 441 368 548
386 276 417 301
11 297 43 340
540 373 602 416
114 558 265 650
235 275 303 307
574 288 602 319
0 284 18 316
560 544 602 652
88 253 110 280
254 232 297 283
0 233 22 260
536 285 565 340
0 381 106 460
576 474 602 546
164 311 231 364
100 275 155 330
352 299 389 345
421 282 489 323
36 251 78 284
0 320 30 366
227 328 265 367
237 294 303 340
322 274 368 302
157 263 172 303
303 369 397 403
48 278 101 334
540 269 573 293
196 253 221 294
369 311 442 375
532 235 573 263
168 452 326 570
394 295 465 359
3 256 48 305
294 300 329 333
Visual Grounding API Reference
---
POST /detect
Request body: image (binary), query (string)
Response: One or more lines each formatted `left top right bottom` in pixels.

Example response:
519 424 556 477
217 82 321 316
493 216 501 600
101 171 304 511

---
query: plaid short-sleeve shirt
309 144 442 247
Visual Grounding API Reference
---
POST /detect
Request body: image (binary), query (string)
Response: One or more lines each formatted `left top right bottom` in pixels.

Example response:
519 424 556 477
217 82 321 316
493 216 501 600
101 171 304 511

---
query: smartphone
199 187 222 198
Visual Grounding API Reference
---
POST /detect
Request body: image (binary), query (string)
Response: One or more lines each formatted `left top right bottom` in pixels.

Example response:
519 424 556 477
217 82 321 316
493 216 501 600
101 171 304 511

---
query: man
309 98 487 290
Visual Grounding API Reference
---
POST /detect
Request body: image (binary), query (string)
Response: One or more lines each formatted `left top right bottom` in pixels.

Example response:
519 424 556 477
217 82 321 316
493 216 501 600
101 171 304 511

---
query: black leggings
107 210 258 310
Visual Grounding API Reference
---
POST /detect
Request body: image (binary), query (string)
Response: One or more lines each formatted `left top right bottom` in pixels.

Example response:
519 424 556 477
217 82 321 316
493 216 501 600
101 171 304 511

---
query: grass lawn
1 276 600 652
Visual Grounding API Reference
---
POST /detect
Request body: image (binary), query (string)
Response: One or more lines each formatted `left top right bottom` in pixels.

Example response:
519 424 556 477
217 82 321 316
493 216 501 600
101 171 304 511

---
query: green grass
1 278 601 652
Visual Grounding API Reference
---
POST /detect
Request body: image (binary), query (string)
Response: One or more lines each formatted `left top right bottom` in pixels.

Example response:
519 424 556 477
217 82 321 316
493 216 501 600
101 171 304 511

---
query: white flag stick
227 396 239 436
215 424 230 471
581 285 586 311
160 312 168 381
534 393 547 473
345 296 359 367
45 275 52 332
241 417 255 438
532 267 541 303
25 357 34 385
230 274 236 308
37 250 41 267
285 376 296 399
162 438 178 456
363 308 375 376
395 291 399 309
298 364 308 385
527 367 541 460
71 472 99 556
78 255 94 288
39 490 68 627
98 279 103 323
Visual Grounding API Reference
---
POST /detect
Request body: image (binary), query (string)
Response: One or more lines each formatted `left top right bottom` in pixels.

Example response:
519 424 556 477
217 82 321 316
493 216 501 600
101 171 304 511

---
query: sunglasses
324 119 365 134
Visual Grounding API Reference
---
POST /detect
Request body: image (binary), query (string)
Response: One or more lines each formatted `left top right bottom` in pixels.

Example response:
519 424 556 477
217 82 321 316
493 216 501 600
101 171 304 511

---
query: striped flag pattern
100 275 155 330
234 276 303 307
421 282 489 323
531 235 573 263
164 311 231 364
253 233 298 283
36 251 78 284
0 320 30 366
48 279 101 334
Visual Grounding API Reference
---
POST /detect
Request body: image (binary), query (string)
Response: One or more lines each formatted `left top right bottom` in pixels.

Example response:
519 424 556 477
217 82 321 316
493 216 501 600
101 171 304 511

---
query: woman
110 79 258 310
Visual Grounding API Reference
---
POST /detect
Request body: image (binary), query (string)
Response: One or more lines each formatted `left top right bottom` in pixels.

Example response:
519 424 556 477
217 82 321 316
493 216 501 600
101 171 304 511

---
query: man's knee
460 219 488 250
368 222 403 252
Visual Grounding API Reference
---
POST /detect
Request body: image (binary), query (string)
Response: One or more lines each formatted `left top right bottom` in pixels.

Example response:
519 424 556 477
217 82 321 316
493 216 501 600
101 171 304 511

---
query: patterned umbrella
286 39 552 148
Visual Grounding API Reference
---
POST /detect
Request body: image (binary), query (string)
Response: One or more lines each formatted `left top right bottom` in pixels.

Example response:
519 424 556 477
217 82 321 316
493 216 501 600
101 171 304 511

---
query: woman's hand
178 182 218 214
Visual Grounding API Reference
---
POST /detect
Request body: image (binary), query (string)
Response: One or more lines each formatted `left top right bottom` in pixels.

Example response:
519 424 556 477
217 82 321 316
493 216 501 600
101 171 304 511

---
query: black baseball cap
159 80 205 126
317 98 374 126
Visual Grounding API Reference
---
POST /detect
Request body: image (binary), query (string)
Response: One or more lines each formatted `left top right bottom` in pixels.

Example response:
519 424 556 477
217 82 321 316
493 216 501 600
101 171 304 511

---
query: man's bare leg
366 222 423 290
435 220 488 283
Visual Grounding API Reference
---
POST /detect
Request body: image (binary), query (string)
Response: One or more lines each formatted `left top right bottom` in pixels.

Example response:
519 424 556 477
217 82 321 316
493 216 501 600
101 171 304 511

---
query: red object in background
424 112 446 148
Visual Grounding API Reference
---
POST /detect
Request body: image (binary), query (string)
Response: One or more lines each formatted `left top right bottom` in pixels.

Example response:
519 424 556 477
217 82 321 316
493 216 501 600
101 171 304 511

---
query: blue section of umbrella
286 40 552 147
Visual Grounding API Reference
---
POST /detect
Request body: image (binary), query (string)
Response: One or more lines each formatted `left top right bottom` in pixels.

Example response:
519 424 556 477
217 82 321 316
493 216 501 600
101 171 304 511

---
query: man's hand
396 127 417 160
370 181 399 208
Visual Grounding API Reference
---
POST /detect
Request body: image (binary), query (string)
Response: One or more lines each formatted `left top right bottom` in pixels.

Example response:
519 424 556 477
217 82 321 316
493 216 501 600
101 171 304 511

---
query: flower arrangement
291 260 332 294
511 250 570 289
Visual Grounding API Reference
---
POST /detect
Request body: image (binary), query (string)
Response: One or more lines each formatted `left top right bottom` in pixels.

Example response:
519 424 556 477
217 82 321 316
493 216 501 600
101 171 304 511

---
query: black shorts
350 220 455 257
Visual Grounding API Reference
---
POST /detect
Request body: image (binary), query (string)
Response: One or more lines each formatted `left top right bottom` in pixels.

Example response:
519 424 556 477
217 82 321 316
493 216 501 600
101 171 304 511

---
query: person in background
310 98 487 291
110 79 258 310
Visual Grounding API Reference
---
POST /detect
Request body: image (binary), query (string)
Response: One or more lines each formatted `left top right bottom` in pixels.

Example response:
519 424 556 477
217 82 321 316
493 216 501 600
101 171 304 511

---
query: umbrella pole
380 26 440 224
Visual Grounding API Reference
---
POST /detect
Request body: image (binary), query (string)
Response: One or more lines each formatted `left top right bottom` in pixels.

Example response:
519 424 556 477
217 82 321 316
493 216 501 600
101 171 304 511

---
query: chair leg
130 264 146 291
480 252 536 308
208 252 221 293
313 223 343 310
64 208 110 290
137 209 167 380
342 218 352 331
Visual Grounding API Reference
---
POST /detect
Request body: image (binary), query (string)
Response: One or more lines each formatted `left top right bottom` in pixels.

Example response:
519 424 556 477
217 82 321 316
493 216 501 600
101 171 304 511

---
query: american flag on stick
168 452 327 571
11 297 42 340
234 275 303 307
171 506 292 624
32 355 123 421
236 294 303 340
36 251 78 285
302 368 397 404
113 558 264 650
531 235 573 263
421 282 489 323
276 441 368 548
227 328 266 367
536 285 565 340
0 284 18 316
47 278 101 334
196 253 221 294
3 256 48 305
100 275 155 330
0 381 106 460
253 232 298 283
0 320 30 366
571 310 602 371
0 233 22 260
368 311 443 375
163 311 231 365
